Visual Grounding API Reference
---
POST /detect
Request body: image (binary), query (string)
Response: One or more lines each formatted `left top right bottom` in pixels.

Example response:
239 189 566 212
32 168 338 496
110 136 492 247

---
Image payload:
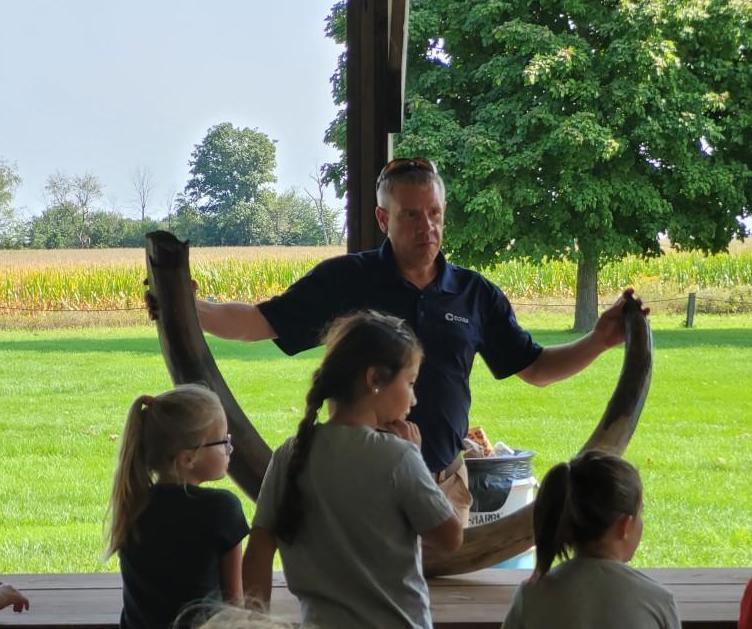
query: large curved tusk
423 295 652 577
145 231 652 575
145 231 272 499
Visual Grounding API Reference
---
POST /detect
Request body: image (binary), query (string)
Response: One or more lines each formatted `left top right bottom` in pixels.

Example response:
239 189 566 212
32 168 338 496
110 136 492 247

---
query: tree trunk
573 249 599 332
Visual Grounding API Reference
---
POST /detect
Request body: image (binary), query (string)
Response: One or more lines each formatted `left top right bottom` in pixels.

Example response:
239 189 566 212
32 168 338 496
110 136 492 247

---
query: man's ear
375 206 389 234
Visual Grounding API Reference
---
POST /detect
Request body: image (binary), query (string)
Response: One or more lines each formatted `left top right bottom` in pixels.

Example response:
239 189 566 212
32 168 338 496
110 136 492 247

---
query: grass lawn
0 312 750 573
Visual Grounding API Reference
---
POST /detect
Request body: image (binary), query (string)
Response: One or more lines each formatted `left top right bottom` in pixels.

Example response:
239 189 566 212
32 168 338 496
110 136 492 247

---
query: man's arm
518 289 648 387
196 300 277 342
517 331 608 387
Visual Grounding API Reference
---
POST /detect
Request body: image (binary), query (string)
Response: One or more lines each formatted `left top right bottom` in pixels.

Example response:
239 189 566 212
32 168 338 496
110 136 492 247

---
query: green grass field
1 312 750 573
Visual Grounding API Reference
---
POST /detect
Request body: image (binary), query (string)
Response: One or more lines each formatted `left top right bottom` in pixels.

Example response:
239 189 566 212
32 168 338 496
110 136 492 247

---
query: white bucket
465 450 537 569
467 476 537 528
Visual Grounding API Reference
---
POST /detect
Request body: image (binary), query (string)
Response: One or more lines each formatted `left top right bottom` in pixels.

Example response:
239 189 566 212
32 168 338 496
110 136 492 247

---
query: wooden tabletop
1 568 749 628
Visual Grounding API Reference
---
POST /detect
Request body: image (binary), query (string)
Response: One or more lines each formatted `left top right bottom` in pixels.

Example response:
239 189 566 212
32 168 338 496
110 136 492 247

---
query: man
151 157 644 525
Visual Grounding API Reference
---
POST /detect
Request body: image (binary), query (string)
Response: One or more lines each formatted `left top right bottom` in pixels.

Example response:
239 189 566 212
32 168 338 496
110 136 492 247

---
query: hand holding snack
384 419 422 447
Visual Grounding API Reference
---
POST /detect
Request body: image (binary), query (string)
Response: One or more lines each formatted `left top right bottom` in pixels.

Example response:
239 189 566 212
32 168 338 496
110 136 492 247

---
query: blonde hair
175 603 305 629
189 606 299 628
106 383 225 557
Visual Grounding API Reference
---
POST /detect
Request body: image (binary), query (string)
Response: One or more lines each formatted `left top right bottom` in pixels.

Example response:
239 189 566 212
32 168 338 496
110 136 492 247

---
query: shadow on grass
0 335 322 362
1 328 749 358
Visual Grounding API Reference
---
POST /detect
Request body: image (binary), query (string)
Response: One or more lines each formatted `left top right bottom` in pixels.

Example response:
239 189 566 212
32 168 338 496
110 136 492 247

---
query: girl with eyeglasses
106 383 249 629
244 310 463 629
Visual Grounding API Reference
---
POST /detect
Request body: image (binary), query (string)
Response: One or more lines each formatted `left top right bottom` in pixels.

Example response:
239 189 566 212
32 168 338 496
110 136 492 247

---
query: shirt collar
377 238 461 295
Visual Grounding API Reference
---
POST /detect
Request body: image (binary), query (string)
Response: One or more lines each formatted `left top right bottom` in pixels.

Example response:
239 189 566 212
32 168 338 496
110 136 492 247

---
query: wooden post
685 292 697 328
345 0 409 253
346 0 390 253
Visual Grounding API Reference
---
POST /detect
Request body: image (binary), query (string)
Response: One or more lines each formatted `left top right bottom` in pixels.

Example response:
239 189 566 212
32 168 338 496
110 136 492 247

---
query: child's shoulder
553 558 674 601
185 485 243 510
359 427 420 461
617 563 675 597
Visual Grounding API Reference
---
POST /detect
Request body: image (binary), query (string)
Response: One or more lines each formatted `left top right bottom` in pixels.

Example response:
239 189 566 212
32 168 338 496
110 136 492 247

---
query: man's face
376 181 445 269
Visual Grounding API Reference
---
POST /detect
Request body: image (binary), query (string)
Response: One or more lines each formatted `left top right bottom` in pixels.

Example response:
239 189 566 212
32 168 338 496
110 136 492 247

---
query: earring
373 387 380 394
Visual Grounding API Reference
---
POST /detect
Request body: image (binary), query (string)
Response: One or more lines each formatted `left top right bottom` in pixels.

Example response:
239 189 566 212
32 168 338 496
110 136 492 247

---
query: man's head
374 157 446 270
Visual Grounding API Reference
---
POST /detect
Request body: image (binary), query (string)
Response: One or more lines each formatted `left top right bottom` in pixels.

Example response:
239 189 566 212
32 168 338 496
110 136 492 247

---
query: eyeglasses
375 157 437 189
196 433 233 455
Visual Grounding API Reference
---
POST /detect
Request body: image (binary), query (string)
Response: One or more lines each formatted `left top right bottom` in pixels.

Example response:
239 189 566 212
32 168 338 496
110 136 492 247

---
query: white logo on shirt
445 312 470 325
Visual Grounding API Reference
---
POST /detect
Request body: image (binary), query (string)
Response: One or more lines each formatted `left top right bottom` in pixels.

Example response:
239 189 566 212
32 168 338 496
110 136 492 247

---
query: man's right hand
143 278 158 321
143 278 198 321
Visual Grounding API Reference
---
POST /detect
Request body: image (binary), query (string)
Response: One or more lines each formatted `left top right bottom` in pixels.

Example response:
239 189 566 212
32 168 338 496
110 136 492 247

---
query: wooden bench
2 569 748 628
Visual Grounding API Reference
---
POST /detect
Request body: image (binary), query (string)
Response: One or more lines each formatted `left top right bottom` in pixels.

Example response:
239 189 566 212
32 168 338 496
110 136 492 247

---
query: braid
275 370 327 544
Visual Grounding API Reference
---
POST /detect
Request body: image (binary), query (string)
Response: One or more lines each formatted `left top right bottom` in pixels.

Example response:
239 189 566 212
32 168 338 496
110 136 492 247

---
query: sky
0 0 343 219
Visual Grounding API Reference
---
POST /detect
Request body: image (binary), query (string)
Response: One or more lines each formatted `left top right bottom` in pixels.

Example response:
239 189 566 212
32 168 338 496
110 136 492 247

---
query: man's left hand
593 288 650 349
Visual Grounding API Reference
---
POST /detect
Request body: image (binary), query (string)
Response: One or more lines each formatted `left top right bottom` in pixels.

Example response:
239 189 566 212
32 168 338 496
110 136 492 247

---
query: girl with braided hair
244 310 463 628
106 384 249 629
503 450 680 629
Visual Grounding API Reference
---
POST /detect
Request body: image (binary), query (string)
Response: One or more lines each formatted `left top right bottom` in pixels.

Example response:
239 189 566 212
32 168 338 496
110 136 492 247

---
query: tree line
0 122 343 250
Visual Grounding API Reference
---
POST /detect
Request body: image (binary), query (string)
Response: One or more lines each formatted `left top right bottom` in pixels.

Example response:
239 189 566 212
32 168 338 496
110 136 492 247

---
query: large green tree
185 122 277 245
325 0 752 329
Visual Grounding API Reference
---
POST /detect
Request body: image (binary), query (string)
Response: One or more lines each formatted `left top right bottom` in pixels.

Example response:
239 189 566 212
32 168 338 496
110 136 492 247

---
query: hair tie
142 395 155 408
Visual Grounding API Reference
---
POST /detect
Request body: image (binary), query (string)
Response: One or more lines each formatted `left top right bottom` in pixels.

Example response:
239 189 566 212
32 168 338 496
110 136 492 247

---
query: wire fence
1 294 750 319
0 304 145 312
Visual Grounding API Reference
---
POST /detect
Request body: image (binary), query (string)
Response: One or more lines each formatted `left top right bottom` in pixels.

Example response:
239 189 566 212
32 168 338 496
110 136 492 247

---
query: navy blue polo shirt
257 239 542 472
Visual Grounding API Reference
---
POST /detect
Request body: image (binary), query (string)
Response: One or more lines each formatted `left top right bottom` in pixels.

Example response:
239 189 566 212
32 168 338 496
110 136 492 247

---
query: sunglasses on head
375 157 437 189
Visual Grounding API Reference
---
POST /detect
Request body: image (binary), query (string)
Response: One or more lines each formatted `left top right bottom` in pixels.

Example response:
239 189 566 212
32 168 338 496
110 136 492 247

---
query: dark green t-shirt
119 484 249 629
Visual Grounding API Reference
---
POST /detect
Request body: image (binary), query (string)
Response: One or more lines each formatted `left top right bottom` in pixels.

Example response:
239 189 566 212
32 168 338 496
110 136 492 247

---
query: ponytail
533 450 642 579
106 395 153 557
532 462 572 578
275 371 327 544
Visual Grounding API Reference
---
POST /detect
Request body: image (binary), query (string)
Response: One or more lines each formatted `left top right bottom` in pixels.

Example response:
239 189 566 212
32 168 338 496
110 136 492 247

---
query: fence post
685 292 697 328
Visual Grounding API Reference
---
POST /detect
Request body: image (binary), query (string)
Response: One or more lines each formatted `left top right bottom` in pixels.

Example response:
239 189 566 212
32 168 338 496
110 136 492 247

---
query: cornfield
1 245 751 316
482 250 752 299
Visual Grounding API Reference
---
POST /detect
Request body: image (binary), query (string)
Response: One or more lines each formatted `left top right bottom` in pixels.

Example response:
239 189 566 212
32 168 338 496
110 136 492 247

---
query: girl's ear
176 449 196 471
615 513 633 540
365 366 379 393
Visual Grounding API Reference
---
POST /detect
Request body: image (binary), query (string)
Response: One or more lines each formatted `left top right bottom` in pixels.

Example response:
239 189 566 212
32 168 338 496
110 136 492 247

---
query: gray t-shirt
253 423 455 629
503 557 681 629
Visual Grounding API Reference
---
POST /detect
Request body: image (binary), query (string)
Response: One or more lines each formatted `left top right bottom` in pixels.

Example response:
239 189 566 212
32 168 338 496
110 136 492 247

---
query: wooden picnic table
1 568 749 628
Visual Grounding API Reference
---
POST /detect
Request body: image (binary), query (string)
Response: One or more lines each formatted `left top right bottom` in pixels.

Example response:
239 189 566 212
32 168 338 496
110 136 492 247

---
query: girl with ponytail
106 384 249 629
504 450 680 629
244 310 463 628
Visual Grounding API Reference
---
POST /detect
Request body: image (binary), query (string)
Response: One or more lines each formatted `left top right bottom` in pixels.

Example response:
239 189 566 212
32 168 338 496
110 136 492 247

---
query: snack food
466 425 494 457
